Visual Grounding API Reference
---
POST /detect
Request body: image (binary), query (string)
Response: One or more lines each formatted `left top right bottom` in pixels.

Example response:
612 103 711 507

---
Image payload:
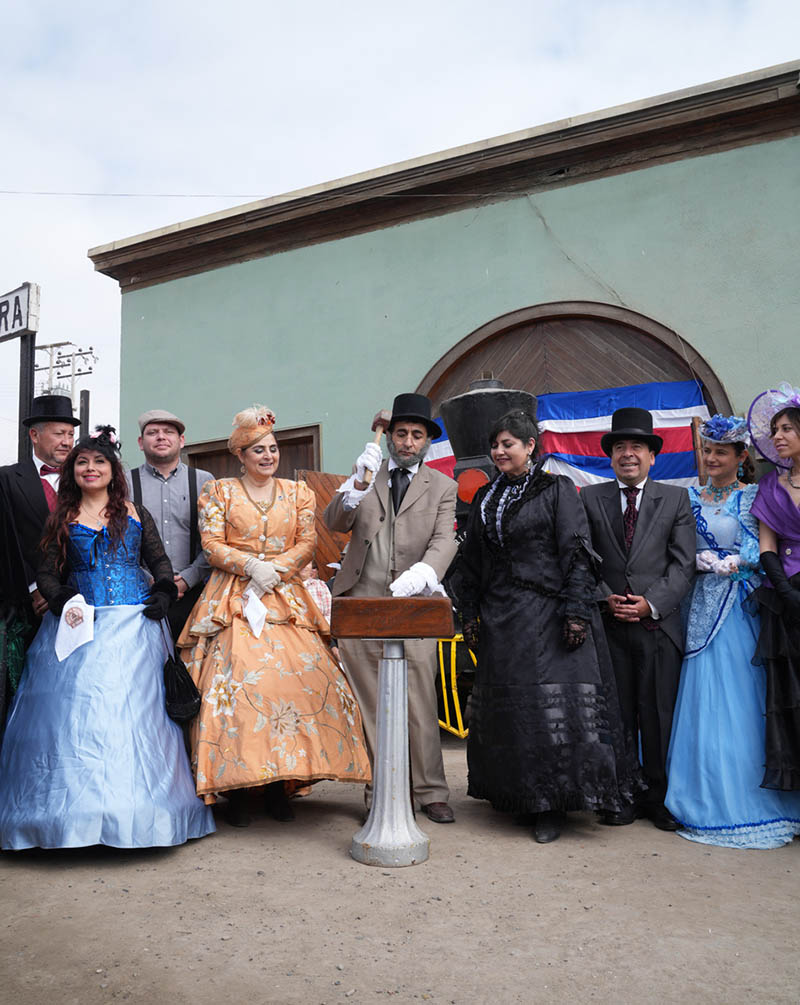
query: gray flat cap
137 409 186 435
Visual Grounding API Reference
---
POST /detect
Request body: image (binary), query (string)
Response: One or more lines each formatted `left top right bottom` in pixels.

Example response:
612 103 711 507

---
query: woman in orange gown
178 406 370 826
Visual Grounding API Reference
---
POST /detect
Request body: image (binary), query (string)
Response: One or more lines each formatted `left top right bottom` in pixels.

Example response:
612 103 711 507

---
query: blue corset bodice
694 502 741 555
684 484 761 657
66 517 150 606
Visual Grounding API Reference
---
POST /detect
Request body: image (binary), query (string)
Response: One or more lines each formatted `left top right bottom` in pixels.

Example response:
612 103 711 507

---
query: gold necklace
240 476 276 510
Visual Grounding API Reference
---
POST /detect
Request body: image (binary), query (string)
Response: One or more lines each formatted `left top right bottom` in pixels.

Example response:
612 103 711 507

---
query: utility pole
34 342 98 427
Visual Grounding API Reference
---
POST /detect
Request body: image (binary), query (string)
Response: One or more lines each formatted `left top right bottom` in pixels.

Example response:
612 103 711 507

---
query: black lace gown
454 466 640 815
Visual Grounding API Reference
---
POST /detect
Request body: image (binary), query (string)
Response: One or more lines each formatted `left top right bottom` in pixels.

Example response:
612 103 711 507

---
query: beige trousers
339 637 450 806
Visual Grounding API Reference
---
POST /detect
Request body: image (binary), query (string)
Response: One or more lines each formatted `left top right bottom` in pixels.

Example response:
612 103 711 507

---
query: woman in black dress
455 410 638 843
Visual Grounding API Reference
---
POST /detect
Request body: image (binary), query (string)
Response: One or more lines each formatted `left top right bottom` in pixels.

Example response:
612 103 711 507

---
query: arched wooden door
417 302 731 415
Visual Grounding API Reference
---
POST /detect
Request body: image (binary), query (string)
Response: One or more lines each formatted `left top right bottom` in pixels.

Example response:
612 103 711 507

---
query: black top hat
600 407 663 456
389 393 441 439
22 394 80 428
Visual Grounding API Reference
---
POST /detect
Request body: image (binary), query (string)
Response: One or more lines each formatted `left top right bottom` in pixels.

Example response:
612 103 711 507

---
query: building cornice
88 61 800 291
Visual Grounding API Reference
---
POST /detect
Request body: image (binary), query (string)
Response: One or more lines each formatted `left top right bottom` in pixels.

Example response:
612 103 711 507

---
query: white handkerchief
242 587 267 638
55 594 95 662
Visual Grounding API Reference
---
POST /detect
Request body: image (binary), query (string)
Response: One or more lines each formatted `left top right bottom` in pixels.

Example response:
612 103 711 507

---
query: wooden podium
331 596 454 867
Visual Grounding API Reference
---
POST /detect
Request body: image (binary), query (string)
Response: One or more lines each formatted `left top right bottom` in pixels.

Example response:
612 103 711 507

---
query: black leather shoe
226 790 250 828
647 805 681 831
265 781 295 822
598 806 637 826
533 810 564 843
421 802 455 824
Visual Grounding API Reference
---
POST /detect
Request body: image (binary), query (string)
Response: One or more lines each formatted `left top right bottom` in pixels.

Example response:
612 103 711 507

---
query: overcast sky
1 0 798 458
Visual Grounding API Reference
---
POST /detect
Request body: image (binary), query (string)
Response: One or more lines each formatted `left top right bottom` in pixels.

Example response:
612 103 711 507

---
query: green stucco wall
120 135 800 473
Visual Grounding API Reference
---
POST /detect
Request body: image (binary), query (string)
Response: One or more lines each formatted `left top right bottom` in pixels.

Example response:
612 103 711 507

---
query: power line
0 188 522 200
0 189 263 199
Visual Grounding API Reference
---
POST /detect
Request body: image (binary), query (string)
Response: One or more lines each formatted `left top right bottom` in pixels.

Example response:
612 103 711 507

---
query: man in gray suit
581 407 695 830
324 393 458 823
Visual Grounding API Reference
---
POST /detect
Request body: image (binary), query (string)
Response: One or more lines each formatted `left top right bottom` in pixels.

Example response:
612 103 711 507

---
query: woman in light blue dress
0 427 215 850
666 415 800 849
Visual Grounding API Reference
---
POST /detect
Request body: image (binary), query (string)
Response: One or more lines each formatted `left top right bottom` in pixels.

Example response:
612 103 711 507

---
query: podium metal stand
330 597 454 868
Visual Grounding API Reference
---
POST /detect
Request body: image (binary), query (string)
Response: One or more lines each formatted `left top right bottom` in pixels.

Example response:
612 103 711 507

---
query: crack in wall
526 195 628 307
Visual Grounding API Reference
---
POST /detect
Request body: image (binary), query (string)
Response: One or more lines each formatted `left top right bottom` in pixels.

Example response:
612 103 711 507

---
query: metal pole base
350 639 430 867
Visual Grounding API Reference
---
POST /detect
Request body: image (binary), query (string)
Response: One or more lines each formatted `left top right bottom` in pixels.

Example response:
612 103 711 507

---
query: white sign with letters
0 283 40 341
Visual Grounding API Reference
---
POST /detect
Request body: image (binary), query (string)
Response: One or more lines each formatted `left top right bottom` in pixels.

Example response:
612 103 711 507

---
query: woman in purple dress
748 383 800 791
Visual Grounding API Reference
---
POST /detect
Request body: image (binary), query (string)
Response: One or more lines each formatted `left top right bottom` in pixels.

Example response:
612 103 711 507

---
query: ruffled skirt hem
467 783 632 816
674 817 800 850
198 772 368 803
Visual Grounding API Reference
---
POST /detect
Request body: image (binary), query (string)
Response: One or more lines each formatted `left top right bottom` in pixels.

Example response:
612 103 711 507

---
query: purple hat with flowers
699 414 749 445
747 383 800 469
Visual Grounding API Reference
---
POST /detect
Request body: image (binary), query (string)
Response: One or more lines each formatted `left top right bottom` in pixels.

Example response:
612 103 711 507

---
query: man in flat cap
126 410 213 639
324 393 458 823
581 407 695 830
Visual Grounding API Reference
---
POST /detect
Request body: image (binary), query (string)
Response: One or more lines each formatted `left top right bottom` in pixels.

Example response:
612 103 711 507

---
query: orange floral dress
178 478 370 802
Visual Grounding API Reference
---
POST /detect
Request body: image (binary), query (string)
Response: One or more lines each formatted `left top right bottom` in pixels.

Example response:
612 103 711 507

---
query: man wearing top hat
580 407 695 830
324 393 458 823
0 394 80 620
125 409 213 639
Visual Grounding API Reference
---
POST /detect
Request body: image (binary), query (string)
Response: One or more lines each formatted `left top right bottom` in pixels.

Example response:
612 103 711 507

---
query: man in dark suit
580 407 695 830
0 394 79 619
324 393 458 823
0 394 79 732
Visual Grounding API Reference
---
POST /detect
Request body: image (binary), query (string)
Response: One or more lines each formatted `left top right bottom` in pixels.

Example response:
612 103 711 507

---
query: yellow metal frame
437 633 476 738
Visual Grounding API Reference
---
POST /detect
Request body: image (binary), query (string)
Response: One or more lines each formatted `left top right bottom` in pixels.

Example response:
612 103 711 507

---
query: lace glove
463 618 480 652
390 562 439 598
244 557 285 594
760 551 800 623
143 579 178 620
47 585 79 618
696 550 718 572
715 554 741 577
355 442 383 482
562 617 587 652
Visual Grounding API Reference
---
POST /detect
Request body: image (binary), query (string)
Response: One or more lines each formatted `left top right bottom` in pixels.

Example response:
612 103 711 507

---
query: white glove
715 554 741 577
355 442 383 482
696 550 717 572
390 561 439 598
337 473 376 510
244 557 285 594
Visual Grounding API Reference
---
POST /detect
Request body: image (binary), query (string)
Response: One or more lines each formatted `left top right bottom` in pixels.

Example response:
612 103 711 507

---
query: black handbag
159 621 201 722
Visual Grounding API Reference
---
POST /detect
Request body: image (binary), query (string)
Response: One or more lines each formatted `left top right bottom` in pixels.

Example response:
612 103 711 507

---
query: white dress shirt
33 452 60 491
615 476 648 514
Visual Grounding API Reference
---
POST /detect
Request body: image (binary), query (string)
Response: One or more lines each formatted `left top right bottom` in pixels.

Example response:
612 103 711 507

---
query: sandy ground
1 735 798 1005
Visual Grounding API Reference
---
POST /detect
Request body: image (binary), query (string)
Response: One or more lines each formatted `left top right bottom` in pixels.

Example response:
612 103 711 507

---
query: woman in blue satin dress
0 427 214 850
666 415 800 848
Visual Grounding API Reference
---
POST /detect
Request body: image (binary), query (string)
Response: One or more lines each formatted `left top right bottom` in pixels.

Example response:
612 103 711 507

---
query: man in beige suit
324 393 458 823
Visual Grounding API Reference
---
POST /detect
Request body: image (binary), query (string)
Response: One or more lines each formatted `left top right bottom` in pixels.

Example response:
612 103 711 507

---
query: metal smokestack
439 376 537 530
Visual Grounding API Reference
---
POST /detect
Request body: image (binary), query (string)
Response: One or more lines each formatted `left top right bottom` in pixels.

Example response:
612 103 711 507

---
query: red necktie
40 466 60 512
622 486 640 551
